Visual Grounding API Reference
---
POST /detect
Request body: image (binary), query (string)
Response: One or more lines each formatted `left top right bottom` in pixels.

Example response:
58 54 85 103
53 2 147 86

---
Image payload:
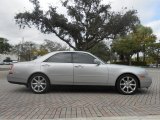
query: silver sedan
7 51 152 95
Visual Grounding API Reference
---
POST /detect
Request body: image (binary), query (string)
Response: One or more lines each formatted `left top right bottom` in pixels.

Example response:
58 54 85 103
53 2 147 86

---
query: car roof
33 51 91 62
49 51 94 55
52 51 89 53
33 51 105 64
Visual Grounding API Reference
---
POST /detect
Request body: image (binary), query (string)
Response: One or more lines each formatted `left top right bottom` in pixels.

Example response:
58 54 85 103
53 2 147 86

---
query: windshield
33 52 55 62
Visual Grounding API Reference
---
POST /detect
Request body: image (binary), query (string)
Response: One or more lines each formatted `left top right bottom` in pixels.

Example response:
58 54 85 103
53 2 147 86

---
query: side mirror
94 59 101 65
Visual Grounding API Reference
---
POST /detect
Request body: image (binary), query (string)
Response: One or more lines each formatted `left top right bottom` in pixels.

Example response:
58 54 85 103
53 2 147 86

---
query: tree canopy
12 41 37 61
12 40 69 61
146 43 160 67
112 25 157 65
40 39 69 52
112 35 139 65
132 25 156 62
89 41 110 62
0 38 11 54
15 0 139 50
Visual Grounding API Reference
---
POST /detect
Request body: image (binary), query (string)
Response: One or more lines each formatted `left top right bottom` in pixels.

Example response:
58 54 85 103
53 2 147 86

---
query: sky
0 0 160 45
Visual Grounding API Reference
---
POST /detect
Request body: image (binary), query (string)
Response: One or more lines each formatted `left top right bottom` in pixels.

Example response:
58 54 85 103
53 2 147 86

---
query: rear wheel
116 74 138 95
29 74 50 93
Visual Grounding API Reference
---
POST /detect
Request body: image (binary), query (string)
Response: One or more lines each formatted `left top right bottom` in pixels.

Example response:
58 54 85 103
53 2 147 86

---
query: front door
73 52 108 85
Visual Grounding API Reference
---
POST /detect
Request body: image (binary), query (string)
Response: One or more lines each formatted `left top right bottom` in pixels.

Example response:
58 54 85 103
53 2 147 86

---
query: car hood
107 64 143 69
106 64 147 75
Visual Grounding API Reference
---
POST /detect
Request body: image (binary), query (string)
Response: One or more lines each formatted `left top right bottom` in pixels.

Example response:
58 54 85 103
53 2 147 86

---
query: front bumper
140 75 152 88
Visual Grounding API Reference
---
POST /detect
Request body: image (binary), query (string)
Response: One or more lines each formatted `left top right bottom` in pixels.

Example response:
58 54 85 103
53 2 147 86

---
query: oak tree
15 0 139 50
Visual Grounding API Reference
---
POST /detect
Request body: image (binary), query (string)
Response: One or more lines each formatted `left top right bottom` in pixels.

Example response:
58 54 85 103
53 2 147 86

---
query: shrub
113 61 147 66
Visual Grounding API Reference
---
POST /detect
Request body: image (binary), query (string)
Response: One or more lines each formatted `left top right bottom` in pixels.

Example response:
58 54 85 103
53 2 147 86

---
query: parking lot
0 69 160 119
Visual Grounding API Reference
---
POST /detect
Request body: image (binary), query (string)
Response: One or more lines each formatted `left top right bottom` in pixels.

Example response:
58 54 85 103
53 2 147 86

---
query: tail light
9 64 14 74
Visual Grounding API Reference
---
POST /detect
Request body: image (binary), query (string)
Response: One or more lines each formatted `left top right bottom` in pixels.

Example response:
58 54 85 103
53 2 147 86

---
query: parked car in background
3 62 11 65
149 64 160 68
1 57 18 65
7 51 152 95
11 60 18 64
3 57 12 65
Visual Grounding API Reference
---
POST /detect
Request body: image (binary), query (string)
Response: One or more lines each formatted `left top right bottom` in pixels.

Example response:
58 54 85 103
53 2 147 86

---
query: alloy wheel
117 74 138 95
30 75 47 93
119 76 137 94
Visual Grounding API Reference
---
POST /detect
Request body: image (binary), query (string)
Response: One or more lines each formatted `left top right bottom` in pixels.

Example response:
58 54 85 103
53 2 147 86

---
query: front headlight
138 70 148 80
139 74 145 80
145 70 149 76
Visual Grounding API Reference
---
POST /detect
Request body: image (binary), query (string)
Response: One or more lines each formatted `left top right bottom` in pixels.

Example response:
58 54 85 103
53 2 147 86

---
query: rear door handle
41 64 50 67
74 65 83 68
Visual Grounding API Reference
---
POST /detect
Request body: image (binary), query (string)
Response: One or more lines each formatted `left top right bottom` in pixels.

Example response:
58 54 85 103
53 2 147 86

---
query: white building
0 54 18 62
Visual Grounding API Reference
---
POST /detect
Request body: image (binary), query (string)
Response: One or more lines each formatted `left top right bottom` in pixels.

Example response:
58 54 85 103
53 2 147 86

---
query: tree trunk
143 52 146 62
126 55 132 65
120 54 125 62
143 44 146 62
156 60 159 68
129 56 132 66
137 52 139 62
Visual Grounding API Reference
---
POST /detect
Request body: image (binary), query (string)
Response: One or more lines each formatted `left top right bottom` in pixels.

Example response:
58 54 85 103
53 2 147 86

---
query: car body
149 64 160 68
3 62 11 65
0 61 4 65
7 51 152 94
11 60 18 64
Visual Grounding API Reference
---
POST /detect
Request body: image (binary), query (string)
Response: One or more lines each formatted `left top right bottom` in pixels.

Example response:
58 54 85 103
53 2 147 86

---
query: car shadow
12 85 118 94
137 88 152 94
50 85 117 94
12 85 150 95
11 86 31 93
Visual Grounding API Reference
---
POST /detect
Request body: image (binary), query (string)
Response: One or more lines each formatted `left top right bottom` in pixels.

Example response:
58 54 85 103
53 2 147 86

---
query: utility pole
29 43 33 61
110 44 113 63
0 40 3 54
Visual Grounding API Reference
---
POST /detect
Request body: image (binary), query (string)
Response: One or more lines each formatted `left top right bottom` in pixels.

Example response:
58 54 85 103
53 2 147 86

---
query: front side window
73 52 95 64
44 52 72 63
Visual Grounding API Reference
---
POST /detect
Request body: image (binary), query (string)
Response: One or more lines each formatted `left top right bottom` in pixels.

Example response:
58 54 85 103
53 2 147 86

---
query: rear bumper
7 74 27 85
8 81 27 85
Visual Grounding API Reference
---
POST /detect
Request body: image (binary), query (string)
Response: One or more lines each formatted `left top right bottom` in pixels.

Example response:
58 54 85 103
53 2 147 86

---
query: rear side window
73 52 95 64
44 52 72 63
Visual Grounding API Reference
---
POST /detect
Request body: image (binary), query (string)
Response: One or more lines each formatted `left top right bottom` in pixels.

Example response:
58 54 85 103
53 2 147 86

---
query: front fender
107 64 145 86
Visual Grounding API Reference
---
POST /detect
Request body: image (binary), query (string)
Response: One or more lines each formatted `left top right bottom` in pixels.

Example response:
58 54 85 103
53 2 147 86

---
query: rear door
41 52 73 85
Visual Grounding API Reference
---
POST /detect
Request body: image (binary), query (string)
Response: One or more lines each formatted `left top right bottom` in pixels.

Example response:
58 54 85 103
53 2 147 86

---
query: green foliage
132 25 156 62
113 61 147 66
112 35 139 65
40 39 69 52
32 48 48 57
12 40 69 61
112 35 139 57
32 40 69 58
0 38 12 54
146 43 160 66
88 42 110 62
15 0 139 50
133 25 156 44
11 41 36 61
112 25 157 65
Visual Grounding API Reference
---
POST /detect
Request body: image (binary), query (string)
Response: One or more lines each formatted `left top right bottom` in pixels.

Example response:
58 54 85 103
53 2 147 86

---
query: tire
28 74 50 93
116 74 138 95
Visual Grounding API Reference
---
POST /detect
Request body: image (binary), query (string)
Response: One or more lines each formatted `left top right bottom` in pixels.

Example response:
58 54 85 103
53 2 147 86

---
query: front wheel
29 74 50 93
116 74 138 95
